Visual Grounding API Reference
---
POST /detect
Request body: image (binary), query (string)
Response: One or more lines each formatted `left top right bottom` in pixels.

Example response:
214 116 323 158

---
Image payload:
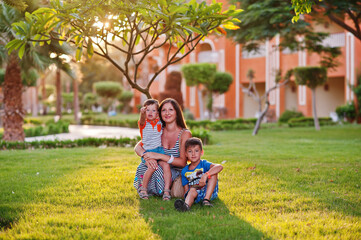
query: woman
133 98 191 199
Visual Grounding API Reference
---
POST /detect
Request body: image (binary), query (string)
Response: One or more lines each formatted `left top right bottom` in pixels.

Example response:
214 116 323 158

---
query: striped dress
133 129 185 196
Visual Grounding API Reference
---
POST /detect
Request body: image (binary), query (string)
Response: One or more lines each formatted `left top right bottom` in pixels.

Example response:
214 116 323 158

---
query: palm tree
0 1 72 141
0 3 27 141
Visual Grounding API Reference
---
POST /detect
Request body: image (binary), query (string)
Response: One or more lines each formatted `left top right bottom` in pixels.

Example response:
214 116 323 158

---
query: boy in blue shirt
174 137 223 211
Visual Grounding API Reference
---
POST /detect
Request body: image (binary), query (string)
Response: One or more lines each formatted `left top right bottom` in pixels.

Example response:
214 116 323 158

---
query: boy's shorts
184 181 219 203
141 146 165 163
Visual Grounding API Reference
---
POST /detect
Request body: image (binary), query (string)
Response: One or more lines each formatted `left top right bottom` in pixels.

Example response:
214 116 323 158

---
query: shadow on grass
140 197 269 240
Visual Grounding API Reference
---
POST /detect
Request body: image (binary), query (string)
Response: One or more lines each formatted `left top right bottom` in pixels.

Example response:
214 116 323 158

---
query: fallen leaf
330 179 334 182
160 207 164 210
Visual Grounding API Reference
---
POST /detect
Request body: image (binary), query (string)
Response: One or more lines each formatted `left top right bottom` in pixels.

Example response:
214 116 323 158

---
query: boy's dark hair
143 99 159 108
185 137 203 151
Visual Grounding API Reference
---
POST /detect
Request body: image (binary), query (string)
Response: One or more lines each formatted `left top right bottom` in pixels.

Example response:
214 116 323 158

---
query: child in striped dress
137 99 172 200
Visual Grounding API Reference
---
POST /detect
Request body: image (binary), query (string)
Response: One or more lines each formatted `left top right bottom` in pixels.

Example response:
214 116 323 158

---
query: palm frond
1 0 27 12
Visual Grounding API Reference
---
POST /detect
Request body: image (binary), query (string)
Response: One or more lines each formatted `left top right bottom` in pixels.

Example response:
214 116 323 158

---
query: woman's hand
142 151 159 160
145 159 158 170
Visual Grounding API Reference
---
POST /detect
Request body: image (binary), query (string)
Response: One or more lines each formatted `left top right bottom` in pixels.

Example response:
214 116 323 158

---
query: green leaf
75 47 83 61
87 39 94 58
135 34 141 45
18 43 26 59
184 26 204 35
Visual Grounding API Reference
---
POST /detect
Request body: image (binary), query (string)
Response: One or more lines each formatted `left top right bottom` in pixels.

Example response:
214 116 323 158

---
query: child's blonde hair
143 99 159 108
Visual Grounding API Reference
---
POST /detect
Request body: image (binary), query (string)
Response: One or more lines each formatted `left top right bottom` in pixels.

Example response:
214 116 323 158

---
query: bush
288 117 336 127
191 128 211 145
24 118 43 125
186 118 256 131
335 102 356 121
0 136 141 150
278 110 304 123
94 81 122 99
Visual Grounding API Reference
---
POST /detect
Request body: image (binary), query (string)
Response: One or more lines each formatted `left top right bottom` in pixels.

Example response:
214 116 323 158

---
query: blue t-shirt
181 160 212 187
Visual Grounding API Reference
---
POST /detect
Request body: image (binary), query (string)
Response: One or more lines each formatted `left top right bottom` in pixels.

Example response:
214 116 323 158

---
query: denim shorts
184 181 219 203
141 146 165 163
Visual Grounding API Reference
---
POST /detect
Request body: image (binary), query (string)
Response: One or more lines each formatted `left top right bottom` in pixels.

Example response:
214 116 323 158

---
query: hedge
0 137 140 150
288 117 336 127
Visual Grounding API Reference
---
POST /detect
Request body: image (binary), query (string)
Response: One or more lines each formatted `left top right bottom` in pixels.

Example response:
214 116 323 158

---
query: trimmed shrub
288 117 336 127
0 136 141 150
279 110 304 123
335 102 356 122
191 128 211 145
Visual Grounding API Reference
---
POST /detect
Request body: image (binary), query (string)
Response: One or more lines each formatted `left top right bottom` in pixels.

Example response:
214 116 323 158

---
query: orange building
133 3 361 121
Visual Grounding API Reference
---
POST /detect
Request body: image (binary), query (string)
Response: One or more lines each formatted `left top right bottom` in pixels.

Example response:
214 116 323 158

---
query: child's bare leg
141 162 156 195
204 174 218 200
158 161 172 197
185 187 198 208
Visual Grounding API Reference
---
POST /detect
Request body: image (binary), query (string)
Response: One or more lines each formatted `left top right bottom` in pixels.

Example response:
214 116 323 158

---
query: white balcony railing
322 32 345 47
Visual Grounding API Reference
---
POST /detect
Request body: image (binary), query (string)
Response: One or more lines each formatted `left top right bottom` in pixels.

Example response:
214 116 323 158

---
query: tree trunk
32 86 38 117
252 101 270 136
55 68 62 117
41 76 47 115
2 54 25 141
312 88 320 130
197 87 204 120
207 90 213 120
73 78 80 124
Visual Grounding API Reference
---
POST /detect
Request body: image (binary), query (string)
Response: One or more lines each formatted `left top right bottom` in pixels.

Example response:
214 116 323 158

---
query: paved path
25 125 140 142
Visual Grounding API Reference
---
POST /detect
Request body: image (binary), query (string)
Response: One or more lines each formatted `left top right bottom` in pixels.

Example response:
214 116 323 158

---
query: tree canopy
291 0 361 41
8 0 241 98
227 0 340 69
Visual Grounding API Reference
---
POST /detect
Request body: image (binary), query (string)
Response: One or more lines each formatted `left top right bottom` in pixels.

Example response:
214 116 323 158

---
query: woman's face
161 102 177 123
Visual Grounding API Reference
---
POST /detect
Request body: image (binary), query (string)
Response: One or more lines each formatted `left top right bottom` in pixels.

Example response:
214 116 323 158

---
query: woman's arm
134 141 158 169
172 130 192 168
134 141 145 157
142 130 192 168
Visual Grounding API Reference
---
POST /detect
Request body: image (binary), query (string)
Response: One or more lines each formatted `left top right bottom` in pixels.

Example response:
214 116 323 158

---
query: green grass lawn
0 125 360 239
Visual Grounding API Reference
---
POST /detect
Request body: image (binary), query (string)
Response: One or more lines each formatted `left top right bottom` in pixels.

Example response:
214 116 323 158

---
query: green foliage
351 75 361 117
210 71 233 94
291 0 318 22
278 110 304 124
24 118 42 125
227 0 340 69
186 118 257 131
43 84 55 99
94 81 122 99
291 0 361 42
0 137 139 150
22 120 70 138
118 90 134 102
0 68 4 85
21 68 39 87
288 117 336 127
62 92 73 105
181 63 217 87
79 55 123 94
7 0 241 98
191 128 211 145
335 102 356 121
82 92 97 109
294 66 327 89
